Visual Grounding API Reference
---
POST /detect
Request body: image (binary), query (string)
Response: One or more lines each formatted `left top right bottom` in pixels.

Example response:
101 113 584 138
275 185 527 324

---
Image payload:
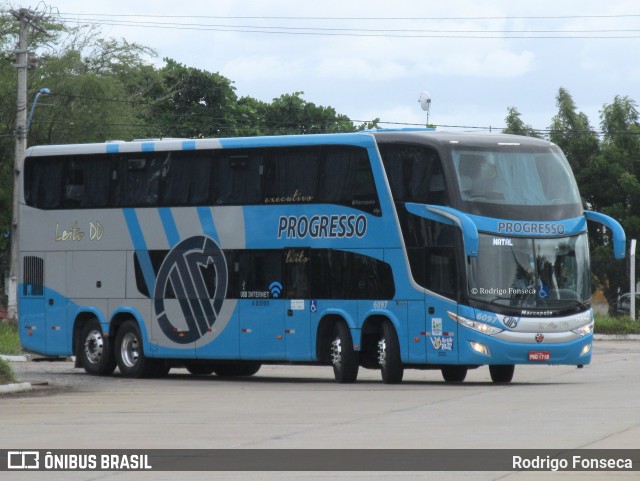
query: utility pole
8 8 46 320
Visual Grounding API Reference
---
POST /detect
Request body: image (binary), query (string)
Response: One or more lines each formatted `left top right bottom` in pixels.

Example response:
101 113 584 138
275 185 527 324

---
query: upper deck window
452 146 581 206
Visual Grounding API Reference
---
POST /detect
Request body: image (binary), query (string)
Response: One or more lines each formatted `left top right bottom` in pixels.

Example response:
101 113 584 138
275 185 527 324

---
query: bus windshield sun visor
404 203 479 257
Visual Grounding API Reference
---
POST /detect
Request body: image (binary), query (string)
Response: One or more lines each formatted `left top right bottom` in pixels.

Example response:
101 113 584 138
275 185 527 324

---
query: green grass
594 314 640 335
0 320 22 355
0 357 16 384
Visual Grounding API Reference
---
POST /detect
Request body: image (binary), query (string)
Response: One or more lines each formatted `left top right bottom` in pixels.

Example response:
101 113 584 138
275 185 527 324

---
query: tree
585 96 640 313
548 87 599 175
502 106 541 138
147 59 239 138
262 92 355 135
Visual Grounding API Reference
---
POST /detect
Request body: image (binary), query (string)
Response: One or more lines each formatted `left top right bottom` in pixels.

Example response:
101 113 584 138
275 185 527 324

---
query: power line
53 13 640 39
55 12 640 21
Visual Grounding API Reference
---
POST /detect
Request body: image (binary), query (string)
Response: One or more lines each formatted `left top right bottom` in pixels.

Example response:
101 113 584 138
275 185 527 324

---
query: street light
27 87 50 131
8 86 50 319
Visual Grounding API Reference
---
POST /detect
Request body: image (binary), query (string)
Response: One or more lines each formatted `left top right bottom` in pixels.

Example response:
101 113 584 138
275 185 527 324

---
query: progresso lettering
497 222 565 235
278 214 367 239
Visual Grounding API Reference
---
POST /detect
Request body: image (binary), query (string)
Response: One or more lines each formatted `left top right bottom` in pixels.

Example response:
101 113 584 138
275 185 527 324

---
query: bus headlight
572 321 594 337
470 341 491 356
447 312 503 335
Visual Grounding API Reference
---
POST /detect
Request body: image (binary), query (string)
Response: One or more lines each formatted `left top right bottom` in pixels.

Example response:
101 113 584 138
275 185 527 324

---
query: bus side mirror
584 211 626 260
405 203 479 257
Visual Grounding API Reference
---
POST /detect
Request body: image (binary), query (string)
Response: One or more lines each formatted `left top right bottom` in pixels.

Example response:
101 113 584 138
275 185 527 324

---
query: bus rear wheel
442 366 467 383
78 318 116 376
489 365 514 383
378 321 403 384
114 320 157 378
330 322 359 383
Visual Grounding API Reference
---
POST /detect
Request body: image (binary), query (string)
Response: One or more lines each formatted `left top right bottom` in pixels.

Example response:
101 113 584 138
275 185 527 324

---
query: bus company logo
277 214 367 240
497 222 565 235
535 333 545 343
503 317 518 329
153 236 228 344
521 310 554 317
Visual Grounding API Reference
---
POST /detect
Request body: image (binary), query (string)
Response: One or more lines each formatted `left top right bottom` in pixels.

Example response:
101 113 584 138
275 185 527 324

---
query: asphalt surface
1 339 639 481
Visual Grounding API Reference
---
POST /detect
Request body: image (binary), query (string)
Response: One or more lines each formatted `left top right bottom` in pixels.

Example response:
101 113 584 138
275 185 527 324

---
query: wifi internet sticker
269 281 283 298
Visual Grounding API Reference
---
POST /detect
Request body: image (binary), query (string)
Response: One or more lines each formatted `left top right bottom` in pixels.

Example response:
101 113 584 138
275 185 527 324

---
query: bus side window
380 144 448 206
264 149 318 204
115 154 165 207
24 157 65 209
64 156 112 208
161 152 212 206
318 147 380 215
213 152 264 205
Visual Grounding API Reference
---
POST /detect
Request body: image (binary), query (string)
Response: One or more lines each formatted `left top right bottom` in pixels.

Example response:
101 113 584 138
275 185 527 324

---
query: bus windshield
451 146 581 206
467 233 591 310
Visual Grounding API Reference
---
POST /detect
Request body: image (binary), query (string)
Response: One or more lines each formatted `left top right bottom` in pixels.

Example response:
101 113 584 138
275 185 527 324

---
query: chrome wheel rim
120 332 140 368
84 329 104 365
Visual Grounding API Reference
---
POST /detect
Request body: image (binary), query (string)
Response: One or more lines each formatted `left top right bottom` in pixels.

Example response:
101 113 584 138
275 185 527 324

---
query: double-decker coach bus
17 130 625 383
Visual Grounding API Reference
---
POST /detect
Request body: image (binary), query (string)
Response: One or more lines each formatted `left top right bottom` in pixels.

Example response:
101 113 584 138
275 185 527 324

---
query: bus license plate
529 351 550 361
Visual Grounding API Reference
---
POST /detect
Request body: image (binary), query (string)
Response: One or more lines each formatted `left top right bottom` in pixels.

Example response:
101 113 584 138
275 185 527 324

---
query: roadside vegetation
594 315 640 335
0 320 20 385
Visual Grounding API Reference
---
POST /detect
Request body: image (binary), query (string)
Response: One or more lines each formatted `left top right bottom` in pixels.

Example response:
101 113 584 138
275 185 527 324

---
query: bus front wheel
114 320 157 378
378 321 403 384
330 322 359 383
78 318 116 376
489 365 515 383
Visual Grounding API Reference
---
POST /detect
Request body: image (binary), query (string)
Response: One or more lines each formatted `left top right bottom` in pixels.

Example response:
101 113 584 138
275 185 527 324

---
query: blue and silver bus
17 130 625 383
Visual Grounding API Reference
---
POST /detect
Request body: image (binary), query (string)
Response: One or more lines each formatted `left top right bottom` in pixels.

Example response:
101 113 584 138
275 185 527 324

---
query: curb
594 334 640 341
0 382 32 394
0 354 29 362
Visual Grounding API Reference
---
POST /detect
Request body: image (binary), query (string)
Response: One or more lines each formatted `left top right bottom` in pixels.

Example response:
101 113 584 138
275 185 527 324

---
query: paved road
1 340 639 480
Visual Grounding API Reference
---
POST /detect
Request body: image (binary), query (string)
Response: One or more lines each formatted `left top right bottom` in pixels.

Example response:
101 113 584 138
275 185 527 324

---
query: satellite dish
418 91 431 112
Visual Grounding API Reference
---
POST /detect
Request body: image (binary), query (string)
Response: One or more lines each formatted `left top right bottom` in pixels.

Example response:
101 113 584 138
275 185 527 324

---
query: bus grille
23 256 44 297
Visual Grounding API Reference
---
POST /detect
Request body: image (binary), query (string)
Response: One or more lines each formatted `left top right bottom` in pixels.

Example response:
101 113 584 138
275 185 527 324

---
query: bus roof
24 129 557 157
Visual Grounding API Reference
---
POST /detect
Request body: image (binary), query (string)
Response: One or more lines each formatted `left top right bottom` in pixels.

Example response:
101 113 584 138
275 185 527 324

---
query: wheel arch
316 313 353 363
72 308 107 356
109 307 152 355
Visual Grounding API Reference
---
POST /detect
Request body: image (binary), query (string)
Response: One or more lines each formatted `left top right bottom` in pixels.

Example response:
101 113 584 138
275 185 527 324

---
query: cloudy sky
27 0 640 133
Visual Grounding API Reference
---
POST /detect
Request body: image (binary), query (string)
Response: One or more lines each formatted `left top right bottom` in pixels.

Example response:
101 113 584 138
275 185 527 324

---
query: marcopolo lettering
277 214 367 240
497 222 565 235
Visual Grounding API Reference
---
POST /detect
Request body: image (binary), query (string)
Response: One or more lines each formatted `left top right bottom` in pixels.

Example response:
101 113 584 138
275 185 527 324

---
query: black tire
442 366 468 383
489 365 515 383
212 362 262 377
378 320 404 384
186 363 217 376
78 318 116 376
330 322 359 383
114 320 157 378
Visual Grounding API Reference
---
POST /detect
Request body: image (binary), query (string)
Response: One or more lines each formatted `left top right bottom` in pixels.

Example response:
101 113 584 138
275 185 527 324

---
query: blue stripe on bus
197 207 220 244
158 208 181 247
142 142 155 152
123 208 156 294
182 140 197 150
106 144 120 153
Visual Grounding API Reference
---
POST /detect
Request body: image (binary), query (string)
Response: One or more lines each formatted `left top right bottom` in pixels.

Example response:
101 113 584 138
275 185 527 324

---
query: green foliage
0 357 16 384
0 320 21 355
503 106 541 138
594 314 640 335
